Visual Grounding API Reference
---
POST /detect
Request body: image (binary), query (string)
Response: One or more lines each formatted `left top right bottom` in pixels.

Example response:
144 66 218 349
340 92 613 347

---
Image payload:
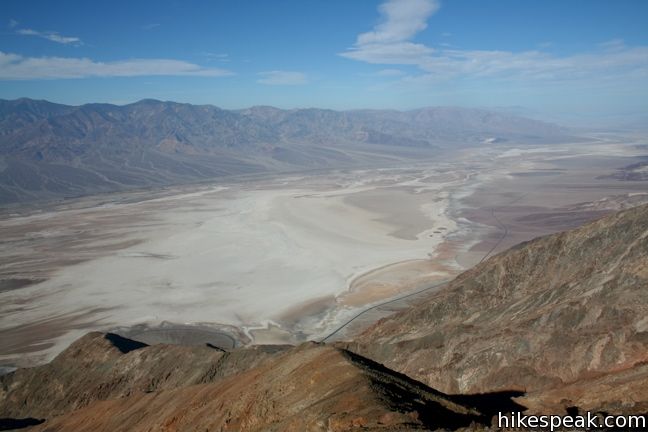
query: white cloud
342 41 433 64
341 0 439 64
341 0 648 87
8 19 19 29
356 0 439 45
17 28 82 45
0 51 234 80
257 70 308 85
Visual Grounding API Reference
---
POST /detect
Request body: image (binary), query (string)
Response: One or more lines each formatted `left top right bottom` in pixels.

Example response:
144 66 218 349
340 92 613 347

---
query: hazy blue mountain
0 98 568 204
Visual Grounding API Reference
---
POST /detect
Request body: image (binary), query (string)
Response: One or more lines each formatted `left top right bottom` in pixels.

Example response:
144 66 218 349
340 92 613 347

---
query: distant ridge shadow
0 418 44 430
340 349 528 429
104 333 148 353
449 390 527 420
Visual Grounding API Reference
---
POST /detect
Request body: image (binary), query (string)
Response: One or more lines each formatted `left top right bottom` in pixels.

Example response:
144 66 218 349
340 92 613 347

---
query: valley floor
1 134 647 368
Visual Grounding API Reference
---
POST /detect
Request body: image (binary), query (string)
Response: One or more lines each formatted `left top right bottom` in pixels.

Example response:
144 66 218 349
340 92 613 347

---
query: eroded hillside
343 204 648 413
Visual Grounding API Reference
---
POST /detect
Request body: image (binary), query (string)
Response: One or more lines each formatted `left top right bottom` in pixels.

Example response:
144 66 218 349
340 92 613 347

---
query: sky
1 0 647 119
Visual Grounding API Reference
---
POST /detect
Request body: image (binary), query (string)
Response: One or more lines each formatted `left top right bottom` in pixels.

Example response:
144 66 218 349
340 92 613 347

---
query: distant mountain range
0 98 569 204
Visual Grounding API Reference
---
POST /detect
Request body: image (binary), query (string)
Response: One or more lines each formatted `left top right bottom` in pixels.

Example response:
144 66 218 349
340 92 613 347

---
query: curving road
320 280 448 343
320 195 524 343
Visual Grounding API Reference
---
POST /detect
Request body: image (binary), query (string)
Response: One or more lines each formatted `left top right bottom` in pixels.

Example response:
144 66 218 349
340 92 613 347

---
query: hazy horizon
5 96 646 130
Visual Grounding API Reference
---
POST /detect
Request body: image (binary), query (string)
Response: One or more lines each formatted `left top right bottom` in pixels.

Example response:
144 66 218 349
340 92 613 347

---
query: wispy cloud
599 38 626 51
409 42 648 84
142 23 160 30
8 19 19 29
16 28 82 45
199 52 230 62
356 0 439 45
257 70 308 85
375 68 405 76
0 51 234 80
341 0 648 86
340 0 439 64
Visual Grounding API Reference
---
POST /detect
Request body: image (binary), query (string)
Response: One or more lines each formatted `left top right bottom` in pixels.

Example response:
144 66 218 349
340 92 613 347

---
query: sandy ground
0 166 471 366
1 135 647 367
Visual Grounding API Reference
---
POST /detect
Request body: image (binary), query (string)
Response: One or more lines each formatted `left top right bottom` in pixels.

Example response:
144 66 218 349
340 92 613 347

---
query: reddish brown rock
5 341 491 432
0 332 286 420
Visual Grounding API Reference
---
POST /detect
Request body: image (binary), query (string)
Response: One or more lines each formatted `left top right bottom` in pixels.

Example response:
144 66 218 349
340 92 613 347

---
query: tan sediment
275 295 336 326
247 323 297 345
0 308 111 367
339 234 468 309
432 238 465 262
248 295 338 345
339 257 459 308
343 186 449 241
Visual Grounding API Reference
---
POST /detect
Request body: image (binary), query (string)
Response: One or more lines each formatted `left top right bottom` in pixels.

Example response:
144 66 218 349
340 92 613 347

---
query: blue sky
1 0 647 117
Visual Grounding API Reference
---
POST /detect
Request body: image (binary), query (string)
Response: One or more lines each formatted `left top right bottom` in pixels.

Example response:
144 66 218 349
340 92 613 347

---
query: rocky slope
0 98 568 203
0 332 289 421
1 333 505 431
342 203 648 413
519 362 648 415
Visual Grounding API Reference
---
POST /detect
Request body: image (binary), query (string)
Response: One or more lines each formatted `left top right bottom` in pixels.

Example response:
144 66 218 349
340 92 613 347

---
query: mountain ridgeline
0 98 568 203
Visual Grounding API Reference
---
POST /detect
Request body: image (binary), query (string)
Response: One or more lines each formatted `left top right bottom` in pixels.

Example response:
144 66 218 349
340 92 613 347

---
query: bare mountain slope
1 333 506 432
342 203 648 413
0 332 288 421
0 98 569 204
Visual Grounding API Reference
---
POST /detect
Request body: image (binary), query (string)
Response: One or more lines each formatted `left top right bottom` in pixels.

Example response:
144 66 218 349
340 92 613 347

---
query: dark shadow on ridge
339 348 512 430
0 418 45 430
450 390 527 420
205 342 227 351
104 333 148 354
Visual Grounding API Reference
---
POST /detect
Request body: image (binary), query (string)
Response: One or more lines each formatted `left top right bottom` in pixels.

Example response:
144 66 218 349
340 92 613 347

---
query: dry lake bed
1 135 647 368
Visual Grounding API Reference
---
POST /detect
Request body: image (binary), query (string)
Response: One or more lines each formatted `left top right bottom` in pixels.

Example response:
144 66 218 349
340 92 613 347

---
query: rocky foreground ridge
1 334 508 431
1 204 647 431
343 203 648 414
